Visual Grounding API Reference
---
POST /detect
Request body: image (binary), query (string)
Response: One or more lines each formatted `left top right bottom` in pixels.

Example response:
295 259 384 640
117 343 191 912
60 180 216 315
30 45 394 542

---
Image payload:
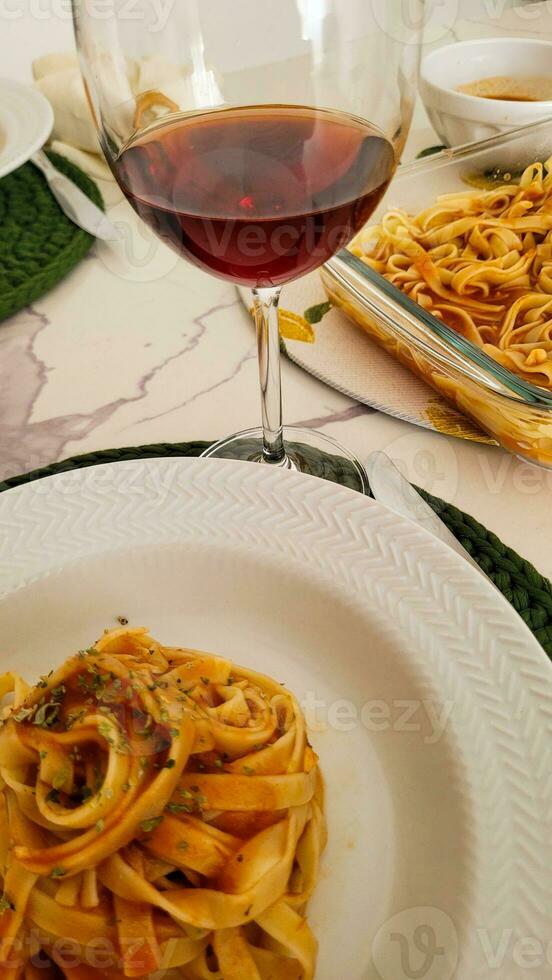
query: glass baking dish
322 117 552 467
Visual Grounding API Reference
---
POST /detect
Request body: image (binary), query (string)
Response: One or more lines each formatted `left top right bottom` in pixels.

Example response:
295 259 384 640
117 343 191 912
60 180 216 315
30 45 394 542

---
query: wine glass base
201 427 368 493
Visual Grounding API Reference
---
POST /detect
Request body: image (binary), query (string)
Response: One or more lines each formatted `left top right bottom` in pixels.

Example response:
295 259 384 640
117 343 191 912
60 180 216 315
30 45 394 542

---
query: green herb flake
33 703 61 729
13 706 36 723
140 816 163 833
98 721 114 744
177 840 189 851
95 819 105 833
164 759 175 770
304 300 331 325
65 708 86 731
52 767 69 790
200 677 209 686
166 802 192 814
243 766 255 776
46 788 60 805
50 867 66 879
0 895 14 914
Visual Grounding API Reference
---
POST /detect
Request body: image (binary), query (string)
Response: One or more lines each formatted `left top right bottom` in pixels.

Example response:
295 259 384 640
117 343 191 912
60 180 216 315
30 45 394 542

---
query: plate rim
0 78 54 179
1 456 552 978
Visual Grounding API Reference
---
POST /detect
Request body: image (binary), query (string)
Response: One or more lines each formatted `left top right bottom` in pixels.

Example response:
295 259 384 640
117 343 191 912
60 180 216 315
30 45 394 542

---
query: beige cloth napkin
33 53 119 203
32 52 221 205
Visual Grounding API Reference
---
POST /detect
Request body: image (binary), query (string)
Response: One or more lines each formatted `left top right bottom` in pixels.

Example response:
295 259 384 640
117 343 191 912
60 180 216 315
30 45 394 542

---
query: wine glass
72 0 423 491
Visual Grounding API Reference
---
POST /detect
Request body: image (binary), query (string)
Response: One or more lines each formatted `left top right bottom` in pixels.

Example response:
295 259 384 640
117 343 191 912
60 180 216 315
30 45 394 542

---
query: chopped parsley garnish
0 895 14 914
33 702 61 728
164 759 175 769
46 789 60 804
140 816 163 833
50 867 66 878
52 768 69 790
65 708 86 730
177 840 189 850
200 677 209 686
243 766 255 776
13 706 36 723
166 802 192 814
95 819 105 833
98 721 115 744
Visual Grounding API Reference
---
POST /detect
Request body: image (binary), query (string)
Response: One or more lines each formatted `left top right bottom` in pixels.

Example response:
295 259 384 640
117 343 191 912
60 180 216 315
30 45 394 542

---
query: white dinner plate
1 458 552 980
0 78 53 179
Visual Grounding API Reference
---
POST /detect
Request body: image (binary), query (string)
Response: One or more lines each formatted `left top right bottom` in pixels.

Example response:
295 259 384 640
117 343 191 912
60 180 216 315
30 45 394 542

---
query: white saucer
0 78 53 179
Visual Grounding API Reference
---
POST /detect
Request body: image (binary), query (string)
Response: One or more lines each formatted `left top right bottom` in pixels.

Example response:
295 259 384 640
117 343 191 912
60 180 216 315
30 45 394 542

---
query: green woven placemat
0 151 103 322
2 441 552 656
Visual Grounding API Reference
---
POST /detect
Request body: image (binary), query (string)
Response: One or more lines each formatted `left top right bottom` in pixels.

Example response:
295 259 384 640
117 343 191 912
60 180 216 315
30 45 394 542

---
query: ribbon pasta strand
0 628 325 980
353 156 552 388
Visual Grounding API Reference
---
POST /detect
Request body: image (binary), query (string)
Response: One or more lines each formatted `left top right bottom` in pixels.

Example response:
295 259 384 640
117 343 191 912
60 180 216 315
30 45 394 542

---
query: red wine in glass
114 104 395 288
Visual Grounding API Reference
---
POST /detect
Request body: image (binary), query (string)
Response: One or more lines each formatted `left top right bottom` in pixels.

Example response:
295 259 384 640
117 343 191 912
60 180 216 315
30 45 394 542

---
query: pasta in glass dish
354 159 552 389
321 120 552 468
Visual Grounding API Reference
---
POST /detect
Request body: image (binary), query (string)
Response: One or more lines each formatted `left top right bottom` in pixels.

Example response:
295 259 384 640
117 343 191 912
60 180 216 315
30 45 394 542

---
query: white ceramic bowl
420 37 552 147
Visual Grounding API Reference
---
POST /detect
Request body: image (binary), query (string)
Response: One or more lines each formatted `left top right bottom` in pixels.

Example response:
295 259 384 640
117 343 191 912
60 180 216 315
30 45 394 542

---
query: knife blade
32 150 121 242
366 451 486 578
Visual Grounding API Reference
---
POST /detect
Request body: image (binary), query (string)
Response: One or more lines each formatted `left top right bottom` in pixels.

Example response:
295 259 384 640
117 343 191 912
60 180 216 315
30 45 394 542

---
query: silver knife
32 150 121 242
366 451 487 578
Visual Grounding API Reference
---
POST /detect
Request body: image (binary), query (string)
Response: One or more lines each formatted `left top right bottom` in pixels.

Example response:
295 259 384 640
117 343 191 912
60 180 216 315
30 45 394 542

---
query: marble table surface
3 2 552 577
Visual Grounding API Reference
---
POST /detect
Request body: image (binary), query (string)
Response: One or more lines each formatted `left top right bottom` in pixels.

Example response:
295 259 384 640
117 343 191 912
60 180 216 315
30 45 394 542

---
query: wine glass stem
253 286 287 466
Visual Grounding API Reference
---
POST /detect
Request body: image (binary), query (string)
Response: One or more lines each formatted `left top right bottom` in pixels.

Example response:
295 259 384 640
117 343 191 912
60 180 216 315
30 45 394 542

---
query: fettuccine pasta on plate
0 628 326 980
353 157 552 389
